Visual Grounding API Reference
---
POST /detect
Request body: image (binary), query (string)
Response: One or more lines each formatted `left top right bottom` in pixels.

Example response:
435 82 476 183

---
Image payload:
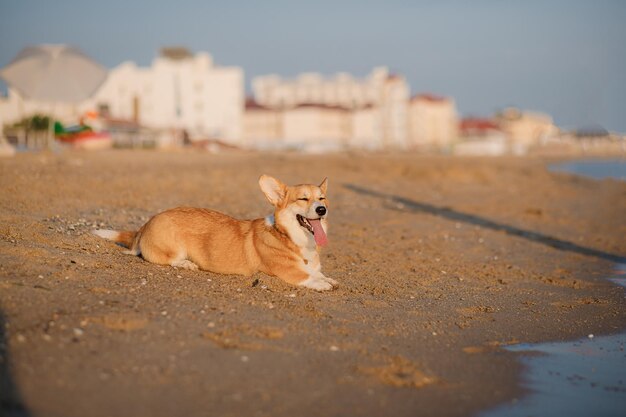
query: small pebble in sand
330 346 339 352
16 334 26 343
38 275 44 279
73 328 84 337
288 293 296 298
207 322 215 328
241 356 249 362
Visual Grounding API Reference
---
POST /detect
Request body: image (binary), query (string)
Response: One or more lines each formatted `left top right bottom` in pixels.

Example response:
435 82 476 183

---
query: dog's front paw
171 259 199 271
321 276 338 287
299 276 333 291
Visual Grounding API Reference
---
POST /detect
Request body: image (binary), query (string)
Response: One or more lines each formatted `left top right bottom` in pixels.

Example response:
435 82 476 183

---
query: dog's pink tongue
309 219 328 246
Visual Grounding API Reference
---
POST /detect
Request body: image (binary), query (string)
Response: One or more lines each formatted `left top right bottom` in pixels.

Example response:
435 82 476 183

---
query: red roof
245 97 272 111
245 98 371 112
412 93 447 102
459 118 500 133
293 103 351 112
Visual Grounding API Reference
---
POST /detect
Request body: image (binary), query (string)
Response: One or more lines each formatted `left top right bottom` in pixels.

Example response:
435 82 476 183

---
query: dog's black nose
316 206 327 216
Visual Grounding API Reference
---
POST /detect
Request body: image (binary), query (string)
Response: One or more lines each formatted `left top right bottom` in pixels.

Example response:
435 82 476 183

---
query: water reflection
482 265 626 417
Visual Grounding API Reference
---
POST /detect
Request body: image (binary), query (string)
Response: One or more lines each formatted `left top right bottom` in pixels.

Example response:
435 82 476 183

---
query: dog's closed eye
298 197 309 201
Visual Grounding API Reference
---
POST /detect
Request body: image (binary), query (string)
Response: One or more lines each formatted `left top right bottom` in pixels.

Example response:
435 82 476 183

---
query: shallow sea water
481 265 626 417
550 159 626 181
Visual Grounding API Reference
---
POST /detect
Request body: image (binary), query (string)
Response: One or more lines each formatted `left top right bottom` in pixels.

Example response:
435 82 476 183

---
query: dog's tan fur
93 175 336 291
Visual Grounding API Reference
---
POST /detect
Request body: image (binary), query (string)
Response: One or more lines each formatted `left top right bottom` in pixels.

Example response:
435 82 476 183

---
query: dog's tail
92 229 137 249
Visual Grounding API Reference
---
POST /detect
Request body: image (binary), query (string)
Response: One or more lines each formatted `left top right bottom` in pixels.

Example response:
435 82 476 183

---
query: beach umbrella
0 44 107 103
0 44 108 146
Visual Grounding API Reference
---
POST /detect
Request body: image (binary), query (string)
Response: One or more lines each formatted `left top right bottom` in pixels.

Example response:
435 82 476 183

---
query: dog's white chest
300 247 321 273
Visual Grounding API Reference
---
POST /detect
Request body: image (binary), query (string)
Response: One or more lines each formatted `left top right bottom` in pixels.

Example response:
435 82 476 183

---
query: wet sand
1 150 625 417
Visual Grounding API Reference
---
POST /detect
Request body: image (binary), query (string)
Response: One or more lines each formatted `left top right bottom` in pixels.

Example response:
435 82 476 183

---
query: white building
251 67 409 148
82 48 244 143
408 94 459 149
0 48 244 145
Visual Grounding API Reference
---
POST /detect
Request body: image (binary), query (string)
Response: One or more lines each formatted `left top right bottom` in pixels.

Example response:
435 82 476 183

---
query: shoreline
482 264 626 417
1 150 625 417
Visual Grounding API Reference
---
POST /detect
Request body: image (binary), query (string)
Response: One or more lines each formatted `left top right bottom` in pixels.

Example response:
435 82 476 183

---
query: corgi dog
93 175 337 291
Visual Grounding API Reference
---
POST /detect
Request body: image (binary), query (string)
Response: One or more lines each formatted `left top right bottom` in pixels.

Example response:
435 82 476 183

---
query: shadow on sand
0 310 31 417
344 184 626 264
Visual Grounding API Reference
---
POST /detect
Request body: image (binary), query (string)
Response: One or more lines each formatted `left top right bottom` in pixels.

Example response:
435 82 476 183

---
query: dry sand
1 150 625 417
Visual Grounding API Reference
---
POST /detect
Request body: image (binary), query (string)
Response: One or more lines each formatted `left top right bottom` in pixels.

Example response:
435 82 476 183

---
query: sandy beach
1 150 625 417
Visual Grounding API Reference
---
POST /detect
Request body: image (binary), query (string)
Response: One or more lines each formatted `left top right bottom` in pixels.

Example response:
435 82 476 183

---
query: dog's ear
319 177 328 194
259 175 287 206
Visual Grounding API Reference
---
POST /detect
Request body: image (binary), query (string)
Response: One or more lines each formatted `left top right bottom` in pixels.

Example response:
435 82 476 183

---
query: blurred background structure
81 47 243 145
0 1 625 154
246 68 409 150
0 44 108 150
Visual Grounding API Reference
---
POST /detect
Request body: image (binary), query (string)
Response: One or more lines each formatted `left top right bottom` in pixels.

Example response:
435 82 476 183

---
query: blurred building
494 107 558 146
242 98 282 146
2 46 571 154
82 47 244 143
281 103 351 149
250 67 408 149
408 94 458 149
455 117 509 156
242 98 378 151
454 109 560 156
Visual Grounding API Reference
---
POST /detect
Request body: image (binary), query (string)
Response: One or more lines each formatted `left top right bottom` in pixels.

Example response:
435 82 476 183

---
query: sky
1 0 625 132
